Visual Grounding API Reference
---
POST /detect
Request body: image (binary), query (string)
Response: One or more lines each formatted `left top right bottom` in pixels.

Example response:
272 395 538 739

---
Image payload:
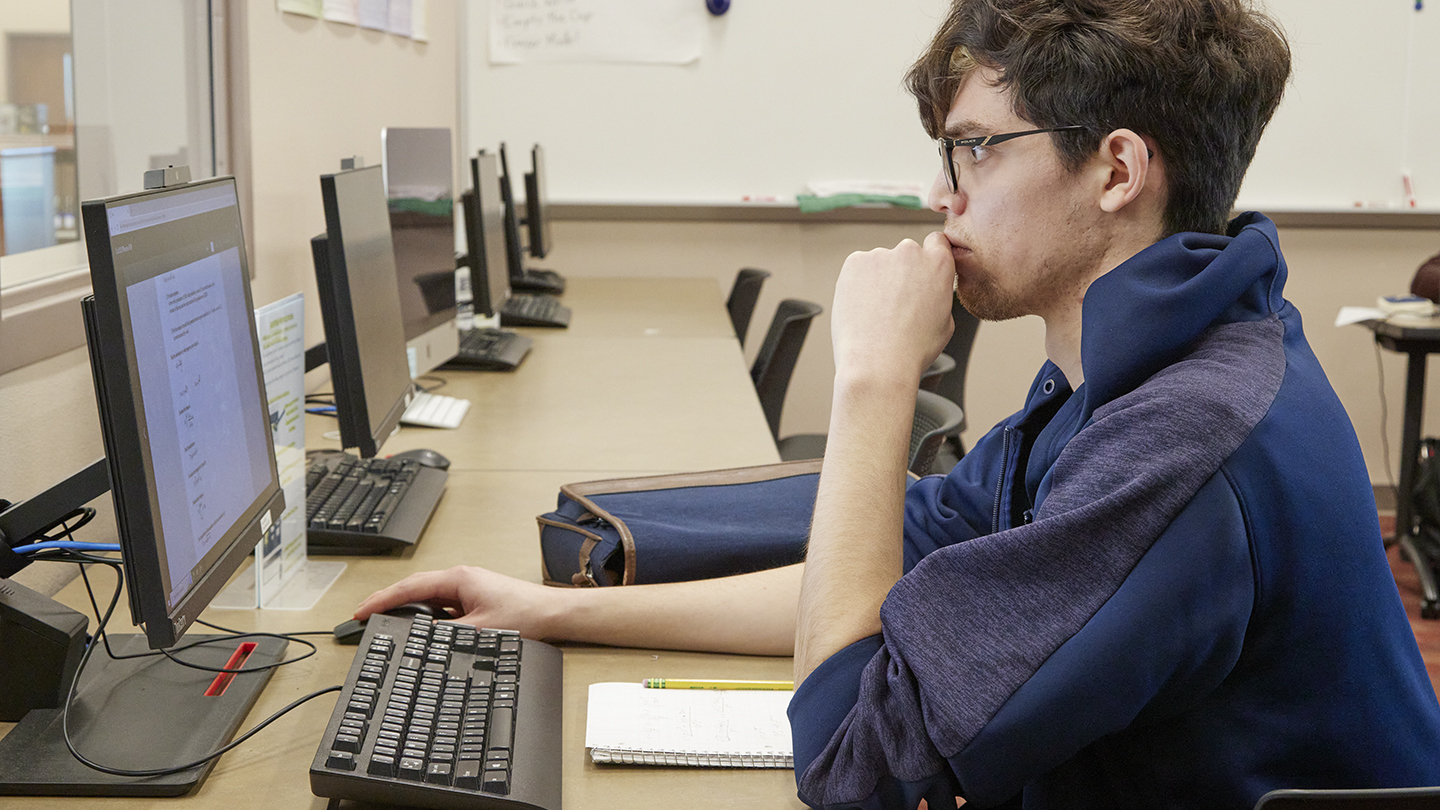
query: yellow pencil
642 678 793 690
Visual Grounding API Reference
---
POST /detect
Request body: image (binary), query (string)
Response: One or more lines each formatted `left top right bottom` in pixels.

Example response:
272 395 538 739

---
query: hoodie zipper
991 426 1014 535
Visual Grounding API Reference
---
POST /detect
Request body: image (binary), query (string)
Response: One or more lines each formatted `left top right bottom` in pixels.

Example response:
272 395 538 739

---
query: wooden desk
1368 318 1440 618
527 277 736 339
6 278 803 810
334 336 780 473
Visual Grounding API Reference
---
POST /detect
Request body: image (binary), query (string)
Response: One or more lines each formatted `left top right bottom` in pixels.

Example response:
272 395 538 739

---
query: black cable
196 617 334 637
26 516 346 779
1376 341 1400 497
13 505 98 546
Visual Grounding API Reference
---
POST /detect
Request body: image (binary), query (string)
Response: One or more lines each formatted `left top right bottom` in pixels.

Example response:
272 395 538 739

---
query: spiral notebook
584 682 794 768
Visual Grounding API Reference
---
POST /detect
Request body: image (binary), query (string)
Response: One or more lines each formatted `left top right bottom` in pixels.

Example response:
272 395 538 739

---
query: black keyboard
444 327 533 371
310 615 563 810
510 268 565 295
305 453 448 554
500 294 571 329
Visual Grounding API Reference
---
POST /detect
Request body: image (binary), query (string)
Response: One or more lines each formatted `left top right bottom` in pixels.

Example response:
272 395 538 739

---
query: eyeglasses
937 126 1086 193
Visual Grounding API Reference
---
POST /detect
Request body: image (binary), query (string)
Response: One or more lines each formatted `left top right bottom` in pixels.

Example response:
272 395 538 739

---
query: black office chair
932 300 981 468
751 298 823 441
908 389 966 476
920 352 956 393
1254 787 1440 809
776 389 964 477
775 352 955 462
726 267 771 348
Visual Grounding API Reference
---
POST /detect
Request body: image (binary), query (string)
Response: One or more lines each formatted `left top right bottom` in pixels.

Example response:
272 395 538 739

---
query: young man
358 1 1440 807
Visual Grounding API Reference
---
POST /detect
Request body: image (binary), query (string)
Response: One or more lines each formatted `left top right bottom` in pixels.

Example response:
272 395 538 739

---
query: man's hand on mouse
354 565 558 639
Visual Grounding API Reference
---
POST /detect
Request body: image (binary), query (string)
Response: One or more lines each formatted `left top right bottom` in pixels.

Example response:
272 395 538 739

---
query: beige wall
542 217 1440 490
231 2 459 345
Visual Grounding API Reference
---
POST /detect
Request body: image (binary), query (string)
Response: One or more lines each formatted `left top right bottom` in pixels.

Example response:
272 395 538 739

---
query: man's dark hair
906 0 1291 236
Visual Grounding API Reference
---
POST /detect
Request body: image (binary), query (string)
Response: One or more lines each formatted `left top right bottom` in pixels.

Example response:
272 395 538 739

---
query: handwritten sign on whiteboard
490 0 705 65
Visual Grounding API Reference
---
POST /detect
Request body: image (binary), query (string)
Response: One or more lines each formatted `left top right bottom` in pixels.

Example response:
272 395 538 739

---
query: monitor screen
313 164 415 459
382 126 458 375
80 177 283 650
523 143 552 259
466 151 512 319
496 142 527 284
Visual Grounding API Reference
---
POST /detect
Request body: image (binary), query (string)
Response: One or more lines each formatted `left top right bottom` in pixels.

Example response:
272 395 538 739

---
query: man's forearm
545 563 804 656
794 375 915 684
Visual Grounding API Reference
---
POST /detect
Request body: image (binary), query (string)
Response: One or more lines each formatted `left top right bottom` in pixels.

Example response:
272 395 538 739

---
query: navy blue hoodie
788 213 1440 809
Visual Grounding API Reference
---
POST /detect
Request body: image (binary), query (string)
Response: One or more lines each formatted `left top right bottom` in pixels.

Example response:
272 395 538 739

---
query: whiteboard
467 0 1440 214
1240 0 1440 213
465 0 951 204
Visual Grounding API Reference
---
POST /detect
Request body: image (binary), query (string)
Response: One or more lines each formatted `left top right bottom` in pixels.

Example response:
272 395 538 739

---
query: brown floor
1384 517 1440 696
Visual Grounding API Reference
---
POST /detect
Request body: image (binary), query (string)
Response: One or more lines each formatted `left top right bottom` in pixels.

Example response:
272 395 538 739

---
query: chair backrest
909 389 965 476
920 352 956 393
751 298 823 440
1254 787 1440 809
726 267 771 347
932 300 980 434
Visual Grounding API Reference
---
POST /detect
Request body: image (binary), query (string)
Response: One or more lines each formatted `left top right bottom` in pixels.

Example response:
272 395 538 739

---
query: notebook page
585 682 794 758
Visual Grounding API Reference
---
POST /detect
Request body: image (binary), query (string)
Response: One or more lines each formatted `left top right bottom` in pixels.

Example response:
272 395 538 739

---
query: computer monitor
0 175 294 796
82 177 284 650
463 151 513 319
523 143 552 260
312 164 416 459
497 142 530 286
381 126 458 375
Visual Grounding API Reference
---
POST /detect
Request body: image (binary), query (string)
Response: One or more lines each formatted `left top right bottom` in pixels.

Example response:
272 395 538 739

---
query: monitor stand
0 633 288 796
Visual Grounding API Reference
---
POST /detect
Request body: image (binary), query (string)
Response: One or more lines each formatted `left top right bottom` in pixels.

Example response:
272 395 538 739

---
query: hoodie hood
1079 212 1285 414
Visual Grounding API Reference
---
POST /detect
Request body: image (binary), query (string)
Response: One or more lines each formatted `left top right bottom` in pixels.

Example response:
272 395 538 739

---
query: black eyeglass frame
937 126 1087 192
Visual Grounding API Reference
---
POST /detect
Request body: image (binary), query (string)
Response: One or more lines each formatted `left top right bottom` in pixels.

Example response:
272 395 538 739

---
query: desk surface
517 276 737 340
5 278 804 810
324 335 780 473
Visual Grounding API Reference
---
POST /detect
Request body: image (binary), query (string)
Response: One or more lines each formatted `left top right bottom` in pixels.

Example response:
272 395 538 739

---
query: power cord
15 515 343 779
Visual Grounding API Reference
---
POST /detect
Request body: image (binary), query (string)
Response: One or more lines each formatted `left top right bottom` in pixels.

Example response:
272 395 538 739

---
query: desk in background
6 277 804 810
534 277 737 340
1367 318 1440 618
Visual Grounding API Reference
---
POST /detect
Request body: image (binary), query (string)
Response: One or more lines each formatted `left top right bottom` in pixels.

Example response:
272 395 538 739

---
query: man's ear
1096 128 1153 214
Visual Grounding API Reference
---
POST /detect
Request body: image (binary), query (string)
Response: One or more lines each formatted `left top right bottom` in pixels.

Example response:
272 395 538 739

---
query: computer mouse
385 601 449 619
389 448 450 470
332 602 452 645
332 617 367 645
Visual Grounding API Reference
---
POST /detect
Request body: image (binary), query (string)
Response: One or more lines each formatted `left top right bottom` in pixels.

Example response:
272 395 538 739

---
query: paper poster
410 0 429 41
277 0 323 17
359 0 390 30
323 0 359 25
254 293 308 604
388 0 413 37
490 0 705 65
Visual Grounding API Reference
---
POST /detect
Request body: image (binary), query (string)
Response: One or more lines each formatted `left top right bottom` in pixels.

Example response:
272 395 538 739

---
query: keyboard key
398 756 425 781
367 754 397 777
425 761 452 785
482 768 510 794
455 759 483 789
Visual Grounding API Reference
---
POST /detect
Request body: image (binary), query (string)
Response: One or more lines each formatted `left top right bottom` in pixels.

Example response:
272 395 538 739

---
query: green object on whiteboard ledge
796 193 925 213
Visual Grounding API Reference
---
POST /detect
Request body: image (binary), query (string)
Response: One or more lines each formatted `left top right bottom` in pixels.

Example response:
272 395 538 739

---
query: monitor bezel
314 164 415 459
496 142 528 285
523 143 552 260
79 176 283 650
382 126 459 375
465 152 512 319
